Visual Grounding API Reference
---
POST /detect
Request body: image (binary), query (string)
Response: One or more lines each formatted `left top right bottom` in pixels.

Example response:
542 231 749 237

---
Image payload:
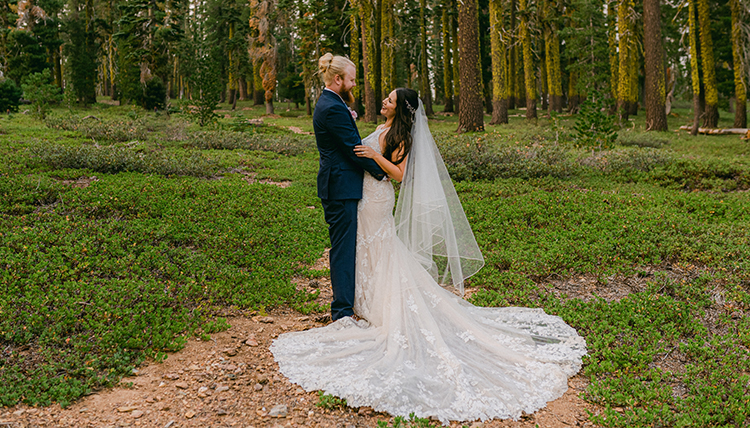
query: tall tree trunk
688 0 702 135
375 0 382 100
607 0 618 106
544 0 562 114
628 41 639 116
452 0 460 114
350 12 362 116
381 0 395 97
568 68 580 113
457 0 484 132
238 76 247 100
489 0 508 124
419 0 434 115
519 0 536 120
508 0 517 109
617 0 633 123
540 50 548 112
730 0 747 128
696 0 718 127
253 62 264 105
361 1 378 123
442 7 454 112
643 0 667 131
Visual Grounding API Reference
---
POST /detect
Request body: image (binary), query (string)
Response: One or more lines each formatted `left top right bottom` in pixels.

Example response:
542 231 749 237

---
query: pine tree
452 0 460 114
419 0 434 114
607 0 618 103
442 5 454 112
381 0 395 97
730 0 747 128
617 0 634 122
457 0 484 131
248 0 278 114
696 0 718 127
643 0 667 130
519 0 536 119
543 0 562 112
63 0 99 105
688 0 702 135
489 0 508 124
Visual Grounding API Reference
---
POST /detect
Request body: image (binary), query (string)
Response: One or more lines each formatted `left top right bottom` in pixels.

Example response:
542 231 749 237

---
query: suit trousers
320 198 359 321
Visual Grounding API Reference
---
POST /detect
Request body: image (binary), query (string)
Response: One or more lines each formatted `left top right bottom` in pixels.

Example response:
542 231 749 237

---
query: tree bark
643 0 667 131
489 0 508 124
457 0 484 132
617 0 633 123
381 0 395 97
688 0 702 134
519 0 536 120
452 0 460 115
696 0 718 127
508 0 517 110
361 2 378 123
607 0 618 105
253 62 264 105
442 7 454 113
730 0 747 128
419 0 434 115
238 77 247 100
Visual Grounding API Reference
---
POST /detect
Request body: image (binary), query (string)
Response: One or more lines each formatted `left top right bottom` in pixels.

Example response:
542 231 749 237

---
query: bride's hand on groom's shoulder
354 145 377 159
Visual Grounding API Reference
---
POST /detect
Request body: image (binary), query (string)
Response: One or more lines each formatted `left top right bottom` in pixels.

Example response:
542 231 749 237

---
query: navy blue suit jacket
313 89 386 200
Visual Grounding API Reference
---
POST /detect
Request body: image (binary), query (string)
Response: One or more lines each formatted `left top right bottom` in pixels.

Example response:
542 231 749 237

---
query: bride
271 88 586 424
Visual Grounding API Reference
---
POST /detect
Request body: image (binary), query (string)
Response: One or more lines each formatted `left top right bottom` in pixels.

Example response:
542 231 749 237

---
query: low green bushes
0 174 326 406
28 142 217 177
182 130 312 155
436 132 577 181
45 116 149 142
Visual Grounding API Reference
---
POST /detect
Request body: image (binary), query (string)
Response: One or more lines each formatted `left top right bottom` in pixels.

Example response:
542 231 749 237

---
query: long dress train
270 128 586 424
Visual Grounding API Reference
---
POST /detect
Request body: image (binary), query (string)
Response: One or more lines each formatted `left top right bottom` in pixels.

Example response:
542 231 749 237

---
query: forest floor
0 250 600 428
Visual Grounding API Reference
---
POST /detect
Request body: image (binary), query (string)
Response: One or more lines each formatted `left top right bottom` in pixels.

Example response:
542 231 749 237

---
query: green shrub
573 90 618 150
182 130 312 155
579 148 674 174
436 132 577 181
45 115 148 143
0 79 23 113
28 142 218 177
21 69 62 120
143 78 166 111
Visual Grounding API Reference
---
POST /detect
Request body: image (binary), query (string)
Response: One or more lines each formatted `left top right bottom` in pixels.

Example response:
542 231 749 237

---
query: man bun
318 53 355 86
318 53 334 75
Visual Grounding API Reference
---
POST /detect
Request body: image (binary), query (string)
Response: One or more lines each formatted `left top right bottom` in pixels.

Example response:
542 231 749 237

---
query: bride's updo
318 53 355 86
383 88 419 165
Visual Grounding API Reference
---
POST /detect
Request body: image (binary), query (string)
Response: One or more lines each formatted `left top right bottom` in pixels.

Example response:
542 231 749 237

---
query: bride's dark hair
383 88 419 165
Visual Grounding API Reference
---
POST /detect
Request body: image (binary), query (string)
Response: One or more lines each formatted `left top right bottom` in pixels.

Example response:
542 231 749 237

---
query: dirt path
1 252 600 428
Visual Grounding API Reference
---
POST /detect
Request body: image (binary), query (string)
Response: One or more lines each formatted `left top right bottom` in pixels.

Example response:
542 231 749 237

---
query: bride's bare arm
354 145 407 182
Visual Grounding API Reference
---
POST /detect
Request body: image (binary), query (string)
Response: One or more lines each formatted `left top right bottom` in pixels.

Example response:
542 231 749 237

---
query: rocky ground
1 250 601 428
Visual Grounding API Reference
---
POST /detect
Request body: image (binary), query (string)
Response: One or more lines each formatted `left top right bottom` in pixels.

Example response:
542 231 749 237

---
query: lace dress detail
271 128 586 424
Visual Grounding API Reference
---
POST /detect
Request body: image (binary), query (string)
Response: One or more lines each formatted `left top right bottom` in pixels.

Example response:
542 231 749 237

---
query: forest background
2 0 750 131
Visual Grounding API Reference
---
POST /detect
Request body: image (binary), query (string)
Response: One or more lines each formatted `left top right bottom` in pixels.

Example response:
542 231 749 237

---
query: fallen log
678 125 750 136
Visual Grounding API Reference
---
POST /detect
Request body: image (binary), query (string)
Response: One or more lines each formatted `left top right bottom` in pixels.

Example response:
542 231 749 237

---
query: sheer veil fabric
271 107 587 424
394 101 484 295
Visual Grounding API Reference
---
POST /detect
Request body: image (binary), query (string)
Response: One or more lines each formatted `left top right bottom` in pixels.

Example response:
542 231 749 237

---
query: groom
313 54 386 321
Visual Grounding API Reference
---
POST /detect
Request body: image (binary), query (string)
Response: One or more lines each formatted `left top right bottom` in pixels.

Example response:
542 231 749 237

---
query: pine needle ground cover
1 101 749 427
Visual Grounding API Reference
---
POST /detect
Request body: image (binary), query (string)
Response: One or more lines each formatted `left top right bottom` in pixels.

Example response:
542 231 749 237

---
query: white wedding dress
271 127 586 424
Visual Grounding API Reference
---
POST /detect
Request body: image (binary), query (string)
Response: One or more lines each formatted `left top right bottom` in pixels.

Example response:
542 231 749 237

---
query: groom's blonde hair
318 53 355 86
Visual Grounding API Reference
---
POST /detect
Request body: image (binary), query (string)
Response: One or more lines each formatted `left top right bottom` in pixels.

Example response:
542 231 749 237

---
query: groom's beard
339 87 355 105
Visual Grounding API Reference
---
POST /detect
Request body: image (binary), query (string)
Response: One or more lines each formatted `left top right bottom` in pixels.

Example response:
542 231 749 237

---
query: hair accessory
405 100 416 117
